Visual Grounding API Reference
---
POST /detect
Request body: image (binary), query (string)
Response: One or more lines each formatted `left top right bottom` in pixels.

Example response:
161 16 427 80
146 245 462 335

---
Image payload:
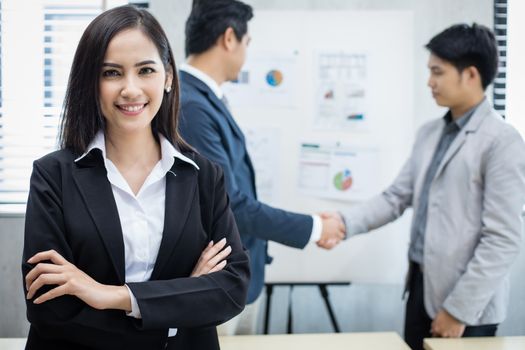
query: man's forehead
427 54 450 68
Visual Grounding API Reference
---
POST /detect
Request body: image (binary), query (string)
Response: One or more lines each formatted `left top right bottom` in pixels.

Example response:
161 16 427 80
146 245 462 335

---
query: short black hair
425 23 498 90
59 5 191 155
185 0 253 57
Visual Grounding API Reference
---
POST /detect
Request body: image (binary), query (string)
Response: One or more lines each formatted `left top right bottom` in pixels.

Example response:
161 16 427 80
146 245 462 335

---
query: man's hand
431 309 466 338
316 212 346 249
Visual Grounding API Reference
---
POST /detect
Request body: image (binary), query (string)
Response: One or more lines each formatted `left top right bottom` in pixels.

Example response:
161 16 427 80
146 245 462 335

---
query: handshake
316 212 346 250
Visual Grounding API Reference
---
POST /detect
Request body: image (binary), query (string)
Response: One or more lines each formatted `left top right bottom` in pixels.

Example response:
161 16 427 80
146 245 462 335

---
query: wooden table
220 332 410 350
0 338 26 350
1 333 410 350
424 336 525 350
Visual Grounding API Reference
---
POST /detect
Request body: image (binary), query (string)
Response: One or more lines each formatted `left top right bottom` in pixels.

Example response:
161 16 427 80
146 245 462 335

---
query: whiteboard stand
263 282 350 334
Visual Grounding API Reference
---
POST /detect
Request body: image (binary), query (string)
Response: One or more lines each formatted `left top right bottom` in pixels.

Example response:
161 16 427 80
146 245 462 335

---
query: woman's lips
116 103 147 116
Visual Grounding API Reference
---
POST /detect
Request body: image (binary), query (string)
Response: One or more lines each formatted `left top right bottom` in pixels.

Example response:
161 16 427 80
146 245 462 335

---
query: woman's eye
140 67 155 75
102 69 120 77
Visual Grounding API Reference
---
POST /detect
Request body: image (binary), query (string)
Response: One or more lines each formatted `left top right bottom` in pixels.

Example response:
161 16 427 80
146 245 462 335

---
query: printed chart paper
298 142 380 201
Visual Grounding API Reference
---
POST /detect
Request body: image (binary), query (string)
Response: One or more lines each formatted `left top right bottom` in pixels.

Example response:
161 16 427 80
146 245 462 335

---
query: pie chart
266 69 283 87
333 169 353 191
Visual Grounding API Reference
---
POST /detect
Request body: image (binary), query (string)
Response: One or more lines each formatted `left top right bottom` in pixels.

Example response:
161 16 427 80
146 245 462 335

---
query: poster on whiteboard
244 127 281 204
222 51 300 109
222 10 414 284
314 52 369 130
297 142 381 201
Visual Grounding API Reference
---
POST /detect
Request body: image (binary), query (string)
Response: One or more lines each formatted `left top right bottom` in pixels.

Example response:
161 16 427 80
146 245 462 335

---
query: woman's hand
191 237 232 277
25 250 130 311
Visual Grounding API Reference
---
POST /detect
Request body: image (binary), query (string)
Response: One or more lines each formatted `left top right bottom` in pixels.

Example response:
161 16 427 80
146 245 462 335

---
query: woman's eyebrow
102 60 158 68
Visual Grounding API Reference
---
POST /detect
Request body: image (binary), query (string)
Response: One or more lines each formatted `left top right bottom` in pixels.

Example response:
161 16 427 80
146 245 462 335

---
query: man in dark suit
178 0 346 335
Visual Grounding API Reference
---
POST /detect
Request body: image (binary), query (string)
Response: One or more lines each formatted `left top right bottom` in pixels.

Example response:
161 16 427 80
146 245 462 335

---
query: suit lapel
151 158 198 279
433 130 467 180
72 151 125 283
180 71 257 195
205 90 259 195
202 86 259 190
433 99 491 180
415 121 443 192
181 71 246 142
208 92 247 142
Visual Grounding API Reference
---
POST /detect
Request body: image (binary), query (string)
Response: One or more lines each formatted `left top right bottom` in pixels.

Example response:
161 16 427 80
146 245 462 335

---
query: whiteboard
225 11 414 284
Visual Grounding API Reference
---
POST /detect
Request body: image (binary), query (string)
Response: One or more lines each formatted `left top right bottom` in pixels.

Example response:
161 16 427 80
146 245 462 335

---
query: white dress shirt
75 131 199 337
179 63 323 242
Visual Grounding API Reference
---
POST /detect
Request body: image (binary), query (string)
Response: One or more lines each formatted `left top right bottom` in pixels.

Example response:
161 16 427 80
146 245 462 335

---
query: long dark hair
59 5 191 154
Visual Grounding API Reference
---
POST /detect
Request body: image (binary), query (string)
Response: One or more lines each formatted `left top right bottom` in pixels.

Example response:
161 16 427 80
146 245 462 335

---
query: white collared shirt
179 63 322 242
75 131 199 337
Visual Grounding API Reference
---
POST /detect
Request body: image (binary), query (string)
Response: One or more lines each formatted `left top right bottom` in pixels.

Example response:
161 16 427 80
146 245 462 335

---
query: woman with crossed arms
22 5 249 350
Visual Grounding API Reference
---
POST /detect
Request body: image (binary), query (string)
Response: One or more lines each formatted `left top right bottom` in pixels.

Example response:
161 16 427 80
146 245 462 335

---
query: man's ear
222 27 237 51
464 66 481 86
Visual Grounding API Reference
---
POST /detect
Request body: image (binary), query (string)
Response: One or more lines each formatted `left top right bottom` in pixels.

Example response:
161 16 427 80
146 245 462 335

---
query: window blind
494 0 507 118
0 1 104 207
0 0 149 209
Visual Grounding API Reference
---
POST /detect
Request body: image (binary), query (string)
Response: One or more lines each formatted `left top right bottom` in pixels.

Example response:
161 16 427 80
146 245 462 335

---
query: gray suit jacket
343 99 525 325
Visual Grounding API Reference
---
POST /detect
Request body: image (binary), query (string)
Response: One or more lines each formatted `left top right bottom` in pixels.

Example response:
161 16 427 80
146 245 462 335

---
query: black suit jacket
22 148 250 350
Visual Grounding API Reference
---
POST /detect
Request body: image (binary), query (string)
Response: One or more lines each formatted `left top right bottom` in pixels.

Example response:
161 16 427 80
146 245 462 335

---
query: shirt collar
75 130 107 162
443 96 486 129
158 132 200 172
180 63 224 100
74 130 199 172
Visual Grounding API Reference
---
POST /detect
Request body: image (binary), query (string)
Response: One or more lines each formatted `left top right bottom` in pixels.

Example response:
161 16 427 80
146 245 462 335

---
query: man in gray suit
326 24 525 350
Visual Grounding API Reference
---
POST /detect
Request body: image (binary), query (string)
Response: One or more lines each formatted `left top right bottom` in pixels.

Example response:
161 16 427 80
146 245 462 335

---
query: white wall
506 0 525 136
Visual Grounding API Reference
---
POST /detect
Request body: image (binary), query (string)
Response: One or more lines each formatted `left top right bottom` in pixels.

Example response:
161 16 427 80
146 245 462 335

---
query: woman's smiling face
99 28 172 137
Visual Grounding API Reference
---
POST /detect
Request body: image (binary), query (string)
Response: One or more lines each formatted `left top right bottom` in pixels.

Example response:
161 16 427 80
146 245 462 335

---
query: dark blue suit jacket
178 70 313 303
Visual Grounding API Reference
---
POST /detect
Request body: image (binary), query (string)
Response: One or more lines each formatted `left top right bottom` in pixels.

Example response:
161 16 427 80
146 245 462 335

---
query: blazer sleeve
342 140 416 236
127 162 250 330
442 128 525 324
22 159 138 346
180 102 312 249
